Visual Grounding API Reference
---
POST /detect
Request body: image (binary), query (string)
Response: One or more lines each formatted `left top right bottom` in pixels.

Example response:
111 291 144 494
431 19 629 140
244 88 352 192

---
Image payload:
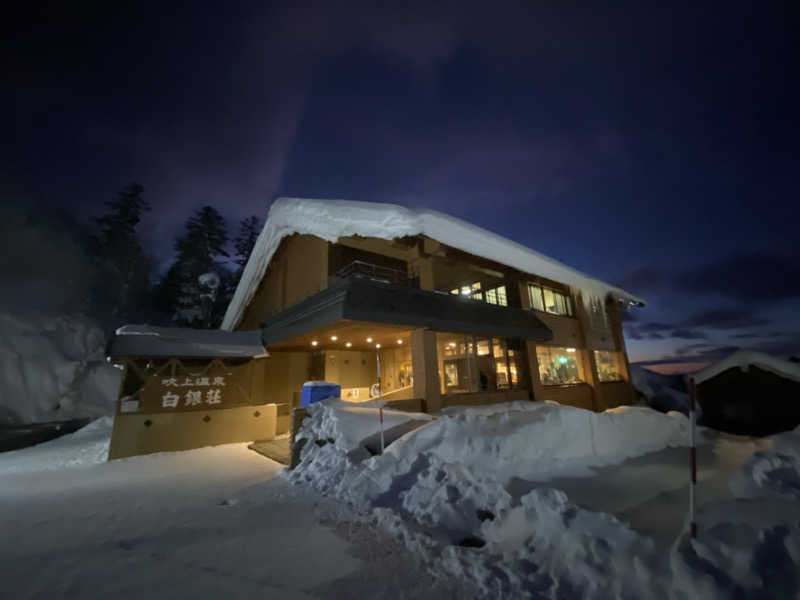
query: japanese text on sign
160 376 226 408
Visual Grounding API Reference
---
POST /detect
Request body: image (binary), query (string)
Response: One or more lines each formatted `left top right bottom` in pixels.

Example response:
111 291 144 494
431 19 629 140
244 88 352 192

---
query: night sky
4 1 798 368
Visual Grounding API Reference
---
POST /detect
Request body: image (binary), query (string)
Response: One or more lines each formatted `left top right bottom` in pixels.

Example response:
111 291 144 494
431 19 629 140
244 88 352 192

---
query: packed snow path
0 440 457 599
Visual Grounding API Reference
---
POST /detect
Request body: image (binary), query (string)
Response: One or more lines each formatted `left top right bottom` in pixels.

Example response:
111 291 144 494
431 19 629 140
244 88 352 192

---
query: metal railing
331 260 415 287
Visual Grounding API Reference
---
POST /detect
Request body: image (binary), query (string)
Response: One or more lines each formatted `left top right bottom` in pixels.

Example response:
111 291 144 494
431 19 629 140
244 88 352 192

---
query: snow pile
671 425 800 599
222 197 643 330
631 364 690 415
0 416 112 475
291 400 690 597
0 312 121 424
730 426 800 500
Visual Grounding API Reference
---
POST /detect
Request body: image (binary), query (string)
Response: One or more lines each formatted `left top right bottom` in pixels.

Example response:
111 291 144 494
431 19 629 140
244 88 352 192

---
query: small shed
107 325 275 459
694 350 800 436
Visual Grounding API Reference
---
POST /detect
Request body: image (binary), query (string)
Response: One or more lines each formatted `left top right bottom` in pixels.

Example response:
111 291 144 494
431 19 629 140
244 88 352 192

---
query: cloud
670 328 708 340
682 308 769 330
620 252 800 304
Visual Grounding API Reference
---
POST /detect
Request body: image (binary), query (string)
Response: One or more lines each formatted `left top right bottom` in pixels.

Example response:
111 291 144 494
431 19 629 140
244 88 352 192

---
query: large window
450 282 508 307
528 283 573 317
436 333 520 394
594 350 625 382
536 346 585 386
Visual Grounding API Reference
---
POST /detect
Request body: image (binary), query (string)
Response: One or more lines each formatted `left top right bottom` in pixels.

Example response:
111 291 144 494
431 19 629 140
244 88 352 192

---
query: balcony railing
330 260 414 287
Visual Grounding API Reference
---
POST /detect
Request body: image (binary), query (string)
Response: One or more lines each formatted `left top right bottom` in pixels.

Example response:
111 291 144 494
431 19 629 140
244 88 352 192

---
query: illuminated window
437 333 521 394
451 281 506 306
528 284 573 317
594 350 625 382
484 285 507 306
536 346 584 386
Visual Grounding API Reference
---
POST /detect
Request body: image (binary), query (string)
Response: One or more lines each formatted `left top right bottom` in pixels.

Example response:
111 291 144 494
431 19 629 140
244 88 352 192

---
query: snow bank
222 197 643 330
0 416 112 475
0 312 121 424
291 400 691 597
630 364 690 414
671 425 800 599
293 398 800 597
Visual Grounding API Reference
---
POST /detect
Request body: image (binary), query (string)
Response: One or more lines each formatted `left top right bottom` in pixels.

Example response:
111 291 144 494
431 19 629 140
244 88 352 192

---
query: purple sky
4 1 799 364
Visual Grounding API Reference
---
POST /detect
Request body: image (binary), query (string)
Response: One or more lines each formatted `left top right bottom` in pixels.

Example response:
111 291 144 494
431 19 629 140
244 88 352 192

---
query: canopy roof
222 197 644 330
109 325 267 359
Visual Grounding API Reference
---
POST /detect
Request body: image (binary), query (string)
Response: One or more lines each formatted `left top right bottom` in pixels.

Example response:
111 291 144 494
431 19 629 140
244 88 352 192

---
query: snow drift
0 312 120 424
291 399 800 598
291 400 690 597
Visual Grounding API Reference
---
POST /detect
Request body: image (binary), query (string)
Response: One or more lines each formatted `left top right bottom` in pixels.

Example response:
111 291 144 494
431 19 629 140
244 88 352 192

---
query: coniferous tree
158 206 230 327
90 182 153 321
233 215 261 277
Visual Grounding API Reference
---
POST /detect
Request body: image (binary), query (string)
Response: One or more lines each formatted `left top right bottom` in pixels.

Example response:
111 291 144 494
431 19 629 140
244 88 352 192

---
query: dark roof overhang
261 276 553 346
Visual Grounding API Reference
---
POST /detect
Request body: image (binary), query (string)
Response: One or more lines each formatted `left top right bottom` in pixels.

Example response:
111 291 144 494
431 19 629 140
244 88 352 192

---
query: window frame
535 345 586 386
527 283 574 317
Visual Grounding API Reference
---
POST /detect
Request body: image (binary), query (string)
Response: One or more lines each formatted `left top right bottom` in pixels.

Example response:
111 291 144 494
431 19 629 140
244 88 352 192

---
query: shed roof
108 325 267 359
694 350 800 385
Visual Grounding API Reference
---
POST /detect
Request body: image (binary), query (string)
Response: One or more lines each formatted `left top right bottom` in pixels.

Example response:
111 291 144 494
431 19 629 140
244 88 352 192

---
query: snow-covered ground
3 400 798 599
292 399 800 599
0 421 459 599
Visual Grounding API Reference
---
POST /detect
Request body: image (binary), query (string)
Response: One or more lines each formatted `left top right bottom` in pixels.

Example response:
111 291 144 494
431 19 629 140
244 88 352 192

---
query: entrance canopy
261 277 552 348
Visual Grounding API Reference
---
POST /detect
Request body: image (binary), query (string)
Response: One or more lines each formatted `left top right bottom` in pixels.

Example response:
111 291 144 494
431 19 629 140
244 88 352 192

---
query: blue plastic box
300 381 341 407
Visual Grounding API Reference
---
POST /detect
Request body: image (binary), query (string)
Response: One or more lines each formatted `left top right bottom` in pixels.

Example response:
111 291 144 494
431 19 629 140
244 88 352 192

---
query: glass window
528 284 545 311
471 281 483 301
485 288 497 304
528 284 572 316
437 333 522 394
594 350 625 382
536 346 585 386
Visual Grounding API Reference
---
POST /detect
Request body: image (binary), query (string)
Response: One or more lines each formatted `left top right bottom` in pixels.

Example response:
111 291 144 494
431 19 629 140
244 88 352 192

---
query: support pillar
411 329 441 413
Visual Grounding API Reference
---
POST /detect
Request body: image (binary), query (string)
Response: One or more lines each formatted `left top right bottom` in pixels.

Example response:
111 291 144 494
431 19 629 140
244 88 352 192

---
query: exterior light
397 339 403 344
311 341 318 346
375 343 381 349
345 342 352 348
366 337 373 343
331 335 338 341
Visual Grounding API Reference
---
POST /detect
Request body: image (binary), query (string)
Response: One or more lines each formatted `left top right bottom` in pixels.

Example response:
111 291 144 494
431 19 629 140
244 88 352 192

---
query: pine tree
159 206 230 327
91 182 153 321
233 215 261 276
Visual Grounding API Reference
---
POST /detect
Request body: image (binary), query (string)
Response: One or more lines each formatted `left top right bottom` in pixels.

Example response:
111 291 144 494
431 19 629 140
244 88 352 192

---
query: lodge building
108 198 643 458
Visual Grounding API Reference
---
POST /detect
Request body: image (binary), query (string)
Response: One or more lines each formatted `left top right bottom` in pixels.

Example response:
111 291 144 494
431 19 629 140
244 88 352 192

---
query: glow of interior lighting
375 343 381 349
567 348 576 353
330 335 338 341
366 337 373 343
448 342 456 347
311 341 318 346
397 339 403 344
345 342 352 348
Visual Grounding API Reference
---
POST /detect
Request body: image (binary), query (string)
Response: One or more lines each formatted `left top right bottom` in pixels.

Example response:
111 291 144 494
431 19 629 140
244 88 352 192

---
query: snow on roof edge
693 350 800 385
221 197 645 331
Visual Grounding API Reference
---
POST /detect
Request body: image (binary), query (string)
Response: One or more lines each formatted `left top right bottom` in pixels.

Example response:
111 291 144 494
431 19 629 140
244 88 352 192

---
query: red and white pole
688 376 697 539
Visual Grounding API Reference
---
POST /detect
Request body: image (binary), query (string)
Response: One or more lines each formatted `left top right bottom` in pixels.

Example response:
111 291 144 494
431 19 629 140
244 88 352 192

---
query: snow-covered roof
694 350 800 385
109 325 267 359
221 197 645 330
